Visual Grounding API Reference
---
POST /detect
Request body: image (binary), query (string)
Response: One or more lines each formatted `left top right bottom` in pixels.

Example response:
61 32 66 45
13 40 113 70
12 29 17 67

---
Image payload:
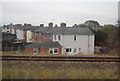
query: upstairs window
54 35 56 40
74 35 76 41
58 35 61 41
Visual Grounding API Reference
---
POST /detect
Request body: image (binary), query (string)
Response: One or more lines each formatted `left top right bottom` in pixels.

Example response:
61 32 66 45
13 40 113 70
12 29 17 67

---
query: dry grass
2 62 118 79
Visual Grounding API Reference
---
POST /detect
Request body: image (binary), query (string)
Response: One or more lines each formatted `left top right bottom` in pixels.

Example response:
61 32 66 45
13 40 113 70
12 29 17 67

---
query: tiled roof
25 42 62 48
35 27 94 35
21 26 40 30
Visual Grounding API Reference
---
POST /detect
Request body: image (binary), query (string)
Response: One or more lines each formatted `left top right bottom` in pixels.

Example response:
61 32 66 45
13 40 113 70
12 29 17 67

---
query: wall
25 48 62 54
26 30 32 43
32 32 52 43
53 34 94 55
16 29 24 40
25 48 33 54
2 28 11 33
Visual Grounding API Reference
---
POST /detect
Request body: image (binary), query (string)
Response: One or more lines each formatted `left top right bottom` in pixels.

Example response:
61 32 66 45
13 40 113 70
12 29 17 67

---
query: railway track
1 55 120 62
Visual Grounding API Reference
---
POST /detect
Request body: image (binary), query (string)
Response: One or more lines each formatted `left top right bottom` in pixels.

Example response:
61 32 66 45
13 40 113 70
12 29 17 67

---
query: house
30 22 94 55
21 25 40 43
2 23 40 43
25 42 62 54
2 24 24 41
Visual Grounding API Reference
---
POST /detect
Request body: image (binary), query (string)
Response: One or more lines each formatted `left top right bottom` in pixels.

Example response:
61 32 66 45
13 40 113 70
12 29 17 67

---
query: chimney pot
60 22 66 27
48 22 53 27
40 24 44 27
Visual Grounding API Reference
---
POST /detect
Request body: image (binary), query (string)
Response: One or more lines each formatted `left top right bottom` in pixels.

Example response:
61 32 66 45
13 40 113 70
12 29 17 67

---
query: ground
2 61 119 79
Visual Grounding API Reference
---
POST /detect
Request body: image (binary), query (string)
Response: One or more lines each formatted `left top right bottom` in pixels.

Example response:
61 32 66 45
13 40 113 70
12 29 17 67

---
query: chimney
60 22 66 27
24 23 27 26
15 24 22 26
48 22 53 27
10 23 12 25
54 24 58 27
27 24 31 26
23 23 31 26
40 24 44 27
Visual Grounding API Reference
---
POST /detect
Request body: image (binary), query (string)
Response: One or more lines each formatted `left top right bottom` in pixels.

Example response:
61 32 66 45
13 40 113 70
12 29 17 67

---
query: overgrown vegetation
3 61 118 79
3 64 118 79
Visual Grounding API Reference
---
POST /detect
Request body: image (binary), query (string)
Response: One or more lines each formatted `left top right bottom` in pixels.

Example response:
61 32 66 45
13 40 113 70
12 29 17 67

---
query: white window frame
49 48 58 54
33 48 38 54
74 35 76 41
66 48 72 53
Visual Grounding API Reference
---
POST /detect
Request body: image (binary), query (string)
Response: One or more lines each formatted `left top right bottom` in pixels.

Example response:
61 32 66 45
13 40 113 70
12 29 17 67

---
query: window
66 48 72 53
49 48 58 54
79 48 81 51
54 35 56 40
54 49 58 53
73 48 77 53
74 35 76 41
33 48 38 54
49 49 53 54
58 35 61 40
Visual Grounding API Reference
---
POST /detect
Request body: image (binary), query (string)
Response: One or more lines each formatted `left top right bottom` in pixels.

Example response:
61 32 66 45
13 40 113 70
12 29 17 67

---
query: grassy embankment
3 65 118 79
2 51 119 56
2 61 119 79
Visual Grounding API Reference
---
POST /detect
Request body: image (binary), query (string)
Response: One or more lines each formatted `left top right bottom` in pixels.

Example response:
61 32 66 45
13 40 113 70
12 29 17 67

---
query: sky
0 0 119 26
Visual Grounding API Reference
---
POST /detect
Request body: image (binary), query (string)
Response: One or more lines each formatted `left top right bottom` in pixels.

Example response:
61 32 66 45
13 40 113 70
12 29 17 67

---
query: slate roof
25 42 62 48
35 27 94 35
2 25 94 35
21 26 40 30
2 25 21 29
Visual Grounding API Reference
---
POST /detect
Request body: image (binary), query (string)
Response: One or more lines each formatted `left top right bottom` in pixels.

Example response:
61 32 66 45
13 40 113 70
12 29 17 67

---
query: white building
52 27 94 55
35 27 95 55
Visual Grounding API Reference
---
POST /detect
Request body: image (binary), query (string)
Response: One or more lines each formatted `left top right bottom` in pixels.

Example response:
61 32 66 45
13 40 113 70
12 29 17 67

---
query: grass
2 63 118 79
2 51 119 57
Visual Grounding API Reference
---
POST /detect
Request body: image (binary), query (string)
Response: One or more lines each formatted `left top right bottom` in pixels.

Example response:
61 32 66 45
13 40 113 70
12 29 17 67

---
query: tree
93 24 115 45
84 20 100 29
78 23 87 27
100 24 115 34
92 30 108 46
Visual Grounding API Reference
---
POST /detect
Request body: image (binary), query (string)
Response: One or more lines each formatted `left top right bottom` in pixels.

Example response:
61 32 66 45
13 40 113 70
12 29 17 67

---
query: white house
16 28 24 40
52 27 94 55
34 26 94 55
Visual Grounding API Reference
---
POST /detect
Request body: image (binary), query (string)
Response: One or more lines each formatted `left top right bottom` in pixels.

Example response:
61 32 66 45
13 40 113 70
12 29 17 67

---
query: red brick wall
25 48 62 54
23 31 27 42
58 48 62 54
32 32 52 43
40 48 49 54
25 48 33 54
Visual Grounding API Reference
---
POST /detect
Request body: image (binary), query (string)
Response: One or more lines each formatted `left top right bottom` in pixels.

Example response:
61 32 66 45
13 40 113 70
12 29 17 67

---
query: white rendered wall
53 34 94 55
16 29 24 40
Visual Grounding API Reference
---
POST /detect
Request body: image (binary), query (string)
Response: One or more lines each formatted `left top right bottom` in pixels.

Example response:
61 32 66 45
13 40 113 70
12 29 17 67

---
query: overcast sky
1 0 119 26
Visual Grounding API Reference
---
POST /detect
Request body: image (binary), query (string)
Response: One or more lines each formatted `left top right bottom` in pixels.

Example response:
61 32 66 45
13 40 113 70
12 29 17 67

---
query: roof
21 26 40 30
2 25 94 35
2 25 20 29
35 27 94 35
2 25 40 30
25 42 62 48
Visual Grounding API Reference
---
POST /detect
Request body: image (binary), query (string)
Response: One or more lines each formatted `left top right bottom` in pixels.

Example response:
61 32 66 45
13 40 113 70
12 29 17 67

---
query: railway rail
1 55 120 62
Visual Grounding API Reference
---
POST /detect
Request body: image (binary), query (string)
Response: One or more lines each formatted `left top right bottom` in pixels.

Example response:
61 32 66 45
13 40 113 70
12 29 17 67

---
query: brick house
25 42 62 54
30 22 95 55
